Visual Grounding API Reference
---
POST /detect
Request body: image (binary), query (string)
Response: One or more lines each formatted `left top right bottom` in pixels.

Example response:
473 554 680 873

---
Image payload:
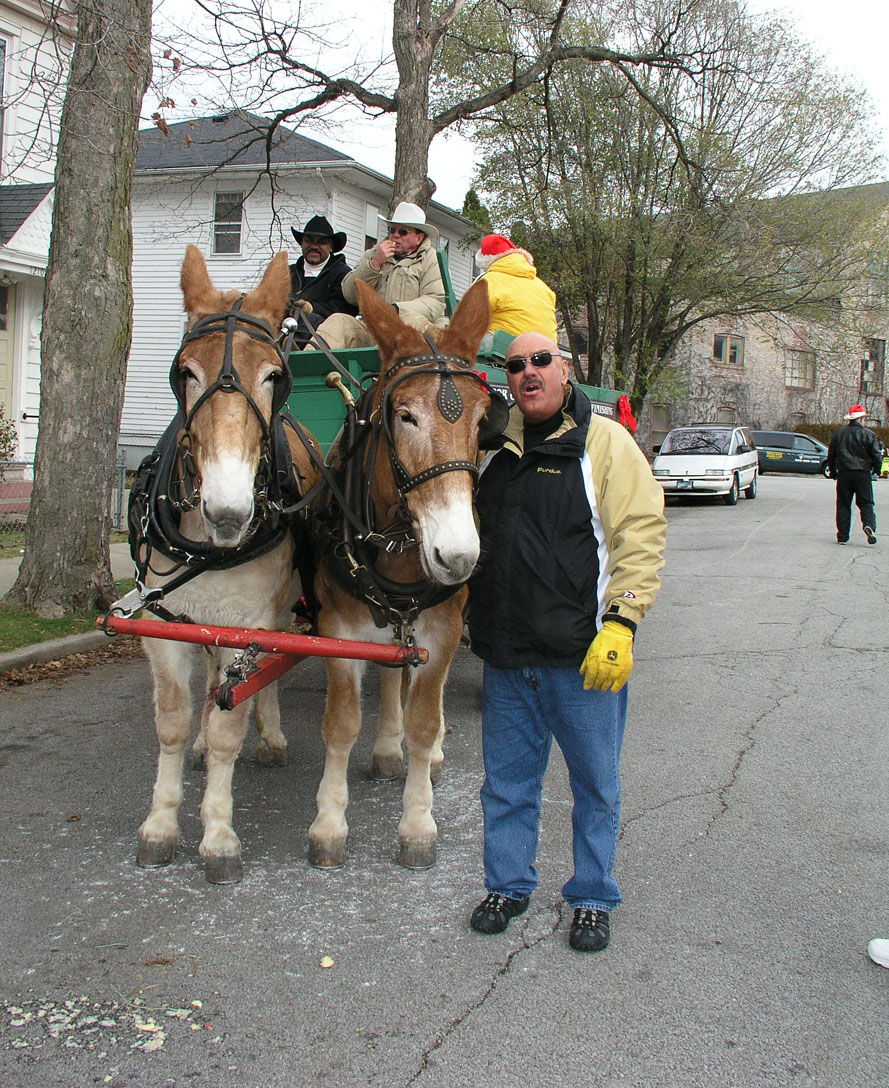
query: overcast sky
322 0 889 210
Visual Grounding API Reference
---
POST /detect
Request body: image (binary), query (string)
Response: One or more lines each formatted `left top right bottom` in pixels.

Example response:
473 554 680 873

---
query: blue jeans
480 663 628 912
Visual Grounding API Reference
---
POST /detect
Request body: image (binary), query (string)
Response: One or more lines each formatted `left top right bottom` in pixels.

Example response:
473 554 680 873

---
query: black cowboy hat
291 214 347 253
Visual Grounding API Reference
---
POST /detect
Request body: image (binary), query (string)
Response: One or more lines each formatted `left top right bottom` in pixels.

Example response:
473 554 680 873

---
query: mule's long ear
244 251 291 330
181 244 220 319
437 280 490 362
355 279 426 365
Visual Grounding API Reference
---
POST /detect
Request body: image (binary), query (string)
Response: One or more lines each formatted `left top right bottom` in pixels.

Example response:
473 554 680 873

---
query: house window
650 404 671 453
713 334 744 367
785 349 815 390
364 203 381 250
860 338 886 396
715 406 735 424
213 191 244 254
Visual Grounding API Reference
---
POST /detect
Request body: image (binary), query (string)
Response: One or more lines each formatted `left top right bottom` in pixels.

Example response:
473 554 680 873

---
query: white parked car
652 424 759 504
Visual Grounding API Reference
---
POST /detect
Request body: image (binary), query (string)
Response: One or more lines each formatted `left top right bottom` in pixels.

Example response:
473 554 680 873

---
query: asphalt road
1 474 888 1088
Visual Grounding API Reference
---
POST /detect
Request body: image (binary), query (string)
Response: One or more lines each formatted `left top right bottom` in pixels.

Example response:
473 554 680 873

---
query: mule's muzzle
202 499 254 547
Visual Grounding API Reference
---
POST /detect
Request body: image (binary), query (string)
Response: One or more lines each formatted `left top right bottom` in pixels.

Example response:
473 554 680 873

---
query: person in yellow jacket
475 234 558 343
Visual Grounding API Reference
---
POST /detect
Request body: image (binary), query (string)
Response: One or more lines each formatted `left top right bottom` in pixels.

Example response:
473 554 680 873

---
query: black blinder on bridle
168 295 293 434
380 334 509 480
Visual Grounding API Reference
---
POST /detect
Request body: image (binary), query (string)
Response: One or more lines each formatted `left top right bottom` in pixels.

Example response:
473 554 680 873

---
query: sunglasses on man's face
504 351 556 375
388 227 415 237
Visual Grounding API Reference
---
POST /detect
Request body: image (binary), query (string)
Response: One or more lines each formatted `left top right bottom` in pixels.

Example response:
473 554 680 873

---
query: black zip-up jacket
288 253 358 345
827 420 882 476
467 387 666 669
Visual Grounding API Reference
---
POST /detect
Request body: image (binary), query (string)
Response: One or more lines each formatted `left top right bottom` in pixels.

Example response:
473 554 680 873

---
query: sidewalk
0 542 135 672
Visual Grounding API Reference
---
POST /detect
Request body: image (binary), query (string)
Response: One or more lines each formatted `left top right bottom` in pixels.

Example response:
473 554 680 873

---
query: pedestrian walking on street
827 405 882 545
465 332 667 953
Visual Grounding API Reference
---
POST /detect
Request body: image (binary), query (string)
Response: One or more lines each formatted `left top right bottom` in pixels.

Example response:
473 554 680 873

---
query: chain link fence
0 452 127 540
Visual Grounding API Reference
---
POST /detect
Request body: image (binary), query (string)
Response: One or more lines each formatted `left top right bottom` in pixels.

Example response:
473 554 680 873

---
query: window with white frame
364 203 381 250
213 191 244 254
860 338 885 396
713 334 744 367
785 348 815 390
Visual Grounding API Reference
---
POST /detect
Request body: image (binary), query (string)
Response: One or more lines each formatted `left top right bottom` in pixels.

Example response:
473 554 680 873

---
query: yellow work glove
293 299 313 315
579 621 634 693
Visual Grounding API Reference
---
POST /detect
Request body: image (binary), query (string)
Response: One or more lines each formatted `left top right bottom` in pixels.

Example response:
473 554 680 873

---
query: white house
0 0 71 461
123 110 478 465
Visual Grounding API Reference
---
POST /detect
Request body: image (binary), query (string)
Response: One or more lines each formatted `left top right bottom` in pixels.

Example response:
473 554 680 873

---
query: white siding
0 2 70 184
125 166 477 453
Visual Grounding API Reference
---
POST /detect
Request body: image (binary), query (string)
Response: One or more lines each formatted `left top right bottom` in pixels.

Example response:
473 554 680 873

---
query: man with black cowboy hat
315 201 446 348
288 214 357 348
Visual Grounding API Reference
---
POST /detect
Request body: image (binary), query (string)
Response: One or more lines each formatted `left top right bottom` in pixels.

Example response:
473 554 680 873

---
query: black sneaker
865 526 877 544
470 893 530 934
837 537 848 545
569 908 610 952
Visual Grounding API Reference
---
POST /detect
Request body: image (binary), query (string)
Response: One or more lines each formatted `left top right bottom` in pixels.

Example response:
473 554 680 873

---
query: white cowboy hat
386 201 438 242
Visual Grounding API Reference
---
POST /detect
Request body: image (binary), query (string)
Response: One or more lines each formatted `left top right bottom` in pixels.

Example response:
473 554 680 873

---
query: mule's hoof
399 840 437 870
308 839 346 869
430 759 443 786
371 753 403 781
137 837 177 868
203 854 243 884
255 743 288 768
192 750 206 770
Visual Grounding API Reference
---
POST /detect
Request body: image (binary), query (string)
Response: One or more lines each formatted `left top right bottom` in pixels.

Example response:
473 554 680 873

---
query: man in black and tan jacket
466 332 667 955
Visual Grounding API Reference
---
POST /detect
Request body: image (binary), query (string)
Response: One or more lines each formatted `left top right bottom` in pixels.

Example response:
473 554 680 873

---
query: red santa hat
476 233 517 270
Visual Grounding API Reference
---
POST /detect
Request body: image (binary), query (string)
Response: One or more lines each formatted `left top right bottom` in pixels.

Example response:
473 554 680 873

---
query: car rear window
660 428 731 454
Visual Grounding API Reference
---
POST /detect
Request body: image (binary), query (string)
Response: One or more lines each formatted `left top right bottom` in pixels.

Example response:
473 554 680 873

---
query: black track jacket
467 387 666 669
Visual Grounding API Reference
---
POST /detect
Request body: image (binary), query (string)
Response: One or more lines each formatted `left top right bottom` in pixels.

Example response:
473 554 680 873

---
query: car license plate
676 480 694 490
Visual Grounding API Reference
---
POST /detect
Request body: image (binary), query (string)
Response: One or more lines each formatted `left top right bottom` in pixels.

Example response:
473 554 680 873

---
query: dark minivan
751 430 829 476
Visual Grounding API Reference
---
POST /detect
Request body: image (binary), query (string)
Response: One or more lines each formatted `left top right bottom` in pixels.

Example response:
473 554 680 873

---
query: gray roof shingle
0 182 53 245
136 110 354 171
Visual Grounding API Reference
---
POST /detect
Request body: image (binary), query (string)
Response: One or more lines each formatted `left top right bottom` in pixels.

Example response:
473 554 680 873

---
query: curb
0 630 122 674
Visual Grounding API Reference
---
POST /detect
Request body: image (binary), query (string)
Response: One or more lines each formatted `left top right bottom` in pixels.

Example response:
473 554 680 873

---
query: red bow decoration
617 394 637 434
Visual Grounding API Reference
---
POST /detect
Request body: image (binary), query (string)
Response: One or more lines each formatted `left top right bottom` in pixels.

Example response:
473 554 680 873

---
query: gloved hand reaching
293 299 313 315
579 621 634 693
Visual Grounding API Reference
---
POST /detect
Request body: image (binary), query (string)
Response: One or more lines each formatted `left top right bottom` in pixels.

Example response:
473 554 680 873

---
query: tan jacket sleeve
342 243 445 322
393 245 446 322
341 249 380 306
585 414 667 626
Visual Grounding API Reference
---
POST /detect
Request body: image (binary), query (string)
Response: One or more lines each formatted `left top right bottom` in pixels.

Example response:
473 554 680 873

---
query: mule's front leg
253 678 288 766
139 639 193 868
371 666 405 780
398 667 448 869
308 658 363 868
200 699 251 883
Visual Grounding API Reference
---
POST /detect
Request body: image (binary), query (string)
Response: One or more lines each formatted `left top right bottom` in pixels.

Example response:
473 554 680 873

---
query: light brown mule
137 246 319 883
309 278 492 870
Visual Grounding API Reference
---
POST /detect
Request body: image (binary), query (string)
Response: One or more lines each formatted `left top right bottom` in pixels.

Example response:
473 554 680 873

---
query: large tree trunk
391 0 436 210
8 0 152 617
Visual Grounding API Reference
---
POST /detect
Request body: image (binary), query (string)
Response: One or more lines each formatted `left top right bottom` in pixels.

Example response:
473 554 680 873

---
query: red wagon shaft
97 615 428 710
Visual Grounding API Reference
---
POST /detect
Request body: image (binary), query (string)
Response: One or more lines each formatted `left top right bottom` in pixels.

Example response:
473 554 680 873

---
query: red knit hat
476 233 517 271
479 234 515 257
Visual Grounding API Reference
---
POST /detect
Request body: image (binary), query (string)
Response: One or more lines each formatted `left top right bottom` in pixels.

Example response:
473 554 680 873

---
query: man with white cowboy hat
288 214 357 348
315 201 446 348
827 403 883 544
